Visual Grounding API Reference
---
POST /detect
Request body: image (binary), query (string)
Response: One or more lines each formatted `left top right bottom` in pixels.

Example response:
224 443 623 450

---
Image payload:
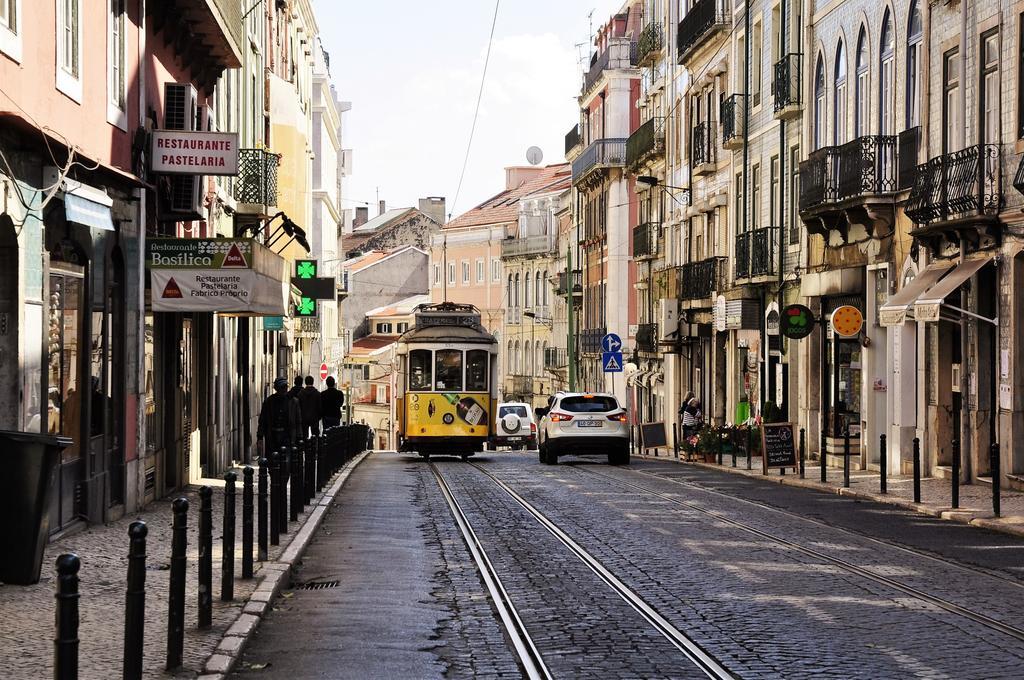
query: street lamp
636 176 691 207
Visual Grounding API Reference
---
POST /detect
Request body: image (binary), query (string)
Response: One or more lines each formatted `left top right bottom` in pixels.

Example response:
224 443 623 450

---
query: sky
312 0 624 222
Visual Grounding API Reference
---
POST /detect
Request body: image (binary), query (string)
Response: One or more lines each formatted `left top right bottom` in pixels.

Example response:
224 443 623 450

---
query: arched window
506 340 513 376
514 273 520 307
507 274 513 306
879 10 895 135
542 270 549 305
834 40 847 144
524 340 532 376
536 343 543 376
513 340 520 375
854 27 869 137
814 55 826 150
534 272 541 310
524 271 531 307
906 1 922 128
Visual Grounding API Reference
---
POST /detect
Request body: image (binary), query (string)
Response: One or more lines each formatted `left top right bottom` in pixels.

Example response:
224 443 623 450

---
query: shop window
409 349 432 391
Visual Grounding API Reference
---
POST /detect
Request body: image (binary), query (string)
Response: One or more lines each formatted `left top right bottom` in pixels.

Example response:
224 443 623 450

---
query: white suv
535 392 629 466
493 402 537 450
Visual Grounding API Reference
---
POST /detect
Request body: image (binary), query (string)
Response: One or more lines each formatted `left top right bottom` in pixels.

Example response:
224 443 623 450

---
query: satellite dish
526 146 544 165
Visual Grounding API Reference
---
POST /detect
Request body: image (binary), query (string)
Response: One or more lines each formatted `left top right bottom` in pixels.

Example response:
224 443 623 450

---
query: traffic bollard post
992 442 1001 517
843 427 851 488
912 437 921 503
304 438 315 504
820 428 827 483
879 434 887 494
258 457 269 560
294 439 306 511
951 438 960 509
279 447 291 532
198 486 213 628
799 428 806 479
290 444 302 521
122 522 147 680
317 435 328 490
54 553 80 680
717 428 723 466
746 426 753 470
222 471 237 601
672 423 680 460
242 466 254 579
166 498 189 671
732 431 737 468
269 452 281 546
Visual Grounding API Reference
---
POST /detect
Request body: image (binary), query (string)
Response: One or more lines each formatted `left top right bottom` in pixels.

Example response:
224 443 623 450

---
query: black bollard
672 423 680 460
991 442 1001 517
912 437 921 504
54 553 80 680
279 447 291 532
222 471 237 601
951 438 960 509
242 466 254 579
820 428 828 483
305 440 316 504
122 522 147 680
269 452 281 546
317 435 328 490
717 428 723 465
290 443 302 521
198 486 213 628
746 426 753 470
731 430 737 468
166 498 189 671
879 434 887 495
799 428 806 479
258 457 269 561
843 427 851 488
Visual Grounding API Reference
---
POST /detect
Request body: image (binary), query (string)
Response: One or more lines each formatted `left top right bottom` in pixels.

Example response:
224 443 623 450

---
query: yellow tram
394 302 499 459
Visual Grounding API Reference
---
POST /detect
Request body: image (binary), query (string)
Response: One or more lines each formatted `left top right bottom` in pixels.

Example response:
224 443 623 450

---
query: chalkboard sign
761 422 797 472
640 422 667 449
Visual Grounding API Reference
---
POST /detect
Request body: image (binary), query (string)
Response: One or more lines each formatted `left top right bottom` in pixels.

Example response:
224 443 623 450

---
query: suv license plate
578 420 603 428
507 437 522 441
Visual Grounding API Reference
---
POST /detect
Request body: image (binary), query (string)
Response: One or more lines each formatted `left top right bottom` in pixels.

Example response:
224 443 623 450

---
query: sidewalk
637 449 1024 539
0 453 368 679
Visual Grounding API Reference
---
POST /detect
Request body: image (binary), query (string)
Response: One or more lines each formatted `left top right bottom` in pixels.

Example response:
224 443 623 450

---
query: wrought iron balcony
735 227 779 280
677 0 729 64
898 127 921 191
721 94 745 148
636 323 659 353
572 138 627 184
626 116 665 169
677 257 723 300
565 124 581 157
632 221 661 259
581 327 606 354
512 375 534 396
798 147 835 213
235 148 281 209
734 231 751 280
636 22 663 65
583 39 639 96
1015 153 1024 197
691 120 716 172
544 347 568 369
834 135 897 201
772 53 801 117
501 234 554 258
906 144 1002 225
556 269 583 297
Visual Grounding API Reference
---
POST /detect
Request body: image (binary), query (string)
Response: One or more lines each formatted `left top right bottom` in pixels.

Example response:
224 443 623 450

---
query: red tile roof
348 335 397 356
445 164 571 230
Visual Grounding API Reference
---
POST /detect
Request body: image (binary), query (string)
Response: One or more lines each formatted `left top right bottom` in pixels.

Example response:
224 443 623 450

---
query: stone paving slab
0 452 368 680
637 449 1024 538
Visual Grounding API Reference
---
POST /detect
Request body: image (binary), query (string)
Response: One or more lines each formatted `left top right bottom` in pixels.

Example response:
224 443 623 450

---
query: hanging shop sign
780 304 816 340
150 130 240 176
148 238 288 315
830 305 864 337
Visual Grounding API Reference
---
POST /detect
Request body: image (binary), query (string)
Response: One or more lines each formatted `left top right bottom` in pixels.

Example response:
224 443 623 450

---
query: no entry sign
319 363 329 381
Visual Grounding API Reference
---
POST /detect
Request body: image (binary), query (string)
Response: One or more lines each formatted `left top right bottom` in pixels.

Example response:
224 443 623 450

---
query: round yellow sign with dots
831 305 864 337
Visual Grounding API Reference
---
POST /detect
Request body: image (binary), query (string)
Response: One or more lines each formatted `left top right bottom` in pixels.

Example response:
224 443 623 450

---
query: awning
878 262 954 326
914 256 994 323
64 191 115 232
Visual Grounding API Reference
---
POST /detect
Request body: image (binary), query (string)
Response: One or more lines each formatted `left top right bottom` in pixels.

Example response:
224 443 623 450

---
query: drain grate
299 580 341 590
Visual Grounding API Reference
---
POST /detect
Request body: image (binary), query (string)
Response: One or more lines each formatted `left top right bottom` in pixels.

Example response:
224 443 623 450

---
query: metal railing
626 116 665 168
581 327 606 354
632 221 661 259
834 135 898 200
637 22 663 64
583 41 639 95
798 147 836 212
556 270 583 296
512 375 534 396
749 226 780 278
677 257 723 300
691 120 716 168
572 138 628 183
721 94 745 145
565 124 581 156
898 127 921 191
734 231 751 279
235 149 281 205
772 53 801 113
501 234 553 258
544 347 568 369
636 323 659 353
906 144 1002 224
1015 153 1024 197
677 0 728 62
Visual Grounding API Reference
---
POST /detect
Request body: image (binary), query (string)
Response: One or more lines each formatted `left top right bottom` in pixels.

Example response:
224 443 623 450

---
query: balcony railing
501 234 553 258
677 0 728 63
636 323 659 353
721 94 745 146
637 22 663 64
677 257 723 300
583 49 611 94
1015 153 1024 197
906 144 1002 224
572 138 627 183
772 53 801 114
632 221 661 259
834 135 897 200
235 148 281 206
898 126 921 191
512 375 534 396
626 116 665 168
691 120 716 168
556 269 583 296
581 327 606 354
798 147 837 213
544 347 568 369
583 39 639 95
734 231 751 279
735 227 779 279
565 124 581 156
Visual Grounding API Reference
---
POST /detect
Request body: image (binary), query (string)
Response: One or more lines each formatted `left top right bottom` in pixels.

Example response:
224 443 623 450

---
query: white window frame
433 263 441 287
476 257 485 283
461 259 470 284
55 0 83 103
447 262 456 285
491 257 500 282
107 0 127 130
0 0 23 63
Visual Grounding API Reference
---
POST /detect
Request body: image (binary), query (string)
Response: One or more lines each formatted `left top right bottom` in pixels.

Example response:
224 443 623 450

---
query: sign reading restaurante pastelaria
150 130 240 176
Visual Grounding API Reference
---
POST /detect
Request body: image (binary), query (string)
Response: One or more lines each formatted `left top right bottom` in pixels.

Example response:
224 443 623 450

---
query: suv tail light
606 413 627 423
530 422 537 433
549 412 574 422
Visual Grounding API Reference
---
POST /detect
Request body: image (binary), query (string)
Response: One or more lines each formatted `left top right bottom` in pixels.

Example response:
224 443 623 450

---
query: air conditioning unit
658 298 678 340
163 83 204 218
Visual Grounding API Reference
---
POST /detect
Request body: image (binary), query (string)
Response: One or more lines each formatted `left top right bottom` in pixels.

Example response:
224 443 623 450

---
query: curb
636 453 1024 541
196 451 371 679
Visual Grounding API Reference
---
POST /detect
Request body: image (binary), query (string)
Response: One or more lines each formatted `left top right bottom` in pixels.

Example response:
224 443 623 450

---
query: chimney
354 206 369 227
378 199 386 216
418 196 447 225
504 166 545 191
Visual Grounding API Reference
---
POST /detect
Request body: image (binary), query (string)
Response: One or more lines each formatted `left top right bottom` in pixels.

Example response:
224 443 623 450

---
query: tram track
430 460 736 679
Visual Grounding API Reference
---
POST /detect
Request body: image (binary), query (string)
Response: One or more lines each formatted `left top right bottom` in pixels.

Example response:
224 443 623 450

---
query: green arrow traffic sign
296 260 317 280
296 296 317 316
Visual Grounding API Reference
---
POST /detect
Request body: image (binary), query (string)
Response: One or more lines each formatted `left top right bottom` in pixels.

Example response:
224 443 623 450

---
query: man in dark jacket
320 376 345 430
297 375 322 438
287 376 303 401
257 377 301 455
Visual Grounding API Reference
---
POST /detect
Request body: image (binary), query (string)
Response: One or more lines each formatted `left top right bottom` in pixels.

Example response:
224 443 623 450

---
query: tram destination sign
761 422 798 473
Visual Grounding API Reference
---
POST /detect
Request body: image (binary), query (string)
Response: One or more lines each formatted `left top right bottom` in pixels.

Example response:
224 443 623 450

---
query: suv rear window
499 405 529 418
559 396 619 413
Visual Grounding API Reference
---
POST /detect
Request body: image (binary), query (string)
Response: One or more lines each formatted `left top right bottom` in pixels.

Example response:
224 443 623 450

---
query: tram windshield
434 349 463 391
409 350 432 391
466 350 488 391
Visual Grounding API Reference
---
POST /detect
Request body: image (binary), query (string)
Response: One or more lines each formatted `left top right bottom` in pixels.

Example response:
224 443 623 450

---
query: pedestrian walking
681 397 703 441
678 391 694 430
257 377 301 455
320 376 345 430
298 376 322 438
287 376 303 402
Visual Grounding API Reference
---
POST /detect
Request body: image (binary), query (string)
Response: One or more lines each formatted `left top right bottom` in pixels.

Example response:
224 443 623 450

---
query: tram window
409 350 432 391
466 350 488 391
434 349 463 391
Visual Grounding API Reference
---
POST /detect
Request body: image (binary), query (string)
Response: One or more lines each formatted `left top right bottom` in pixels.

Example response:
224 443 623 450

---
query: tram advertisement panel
406 392 491 437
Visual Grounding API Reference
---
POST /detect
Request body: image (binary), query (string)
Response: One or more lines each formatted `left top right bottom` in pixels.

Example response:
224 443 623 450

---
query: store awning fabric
914 256 993 323
64 193 115 231
878 262 953 326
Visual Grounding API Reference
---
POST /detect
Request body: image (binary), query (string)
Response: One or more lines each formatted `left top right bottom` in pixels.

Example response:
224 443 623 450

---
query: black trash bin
0 430 72 585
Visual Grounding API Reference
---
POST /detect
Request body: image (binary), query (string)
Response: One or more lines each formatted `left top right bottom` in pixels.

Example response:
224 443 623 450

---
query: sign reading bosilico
150 130 240 176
